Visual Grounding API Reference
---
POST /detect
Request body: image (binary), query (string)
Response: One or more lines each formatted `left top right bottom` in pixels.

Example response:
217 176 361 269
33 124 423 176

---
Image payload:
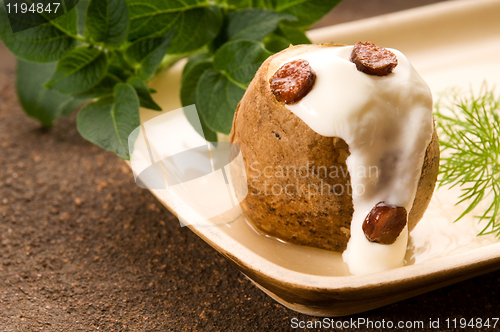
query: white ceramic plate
139 0 500 316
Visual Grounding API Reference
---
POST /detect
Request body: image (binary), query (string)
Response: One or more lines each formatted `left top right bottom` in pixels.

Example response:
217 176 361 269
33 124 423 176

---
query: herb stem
435 83 500 237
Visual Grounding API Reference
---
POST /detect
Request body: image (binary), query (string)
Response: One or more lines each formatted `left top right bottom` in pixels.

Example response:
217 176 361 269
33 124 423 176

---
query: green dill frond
435 83 500 237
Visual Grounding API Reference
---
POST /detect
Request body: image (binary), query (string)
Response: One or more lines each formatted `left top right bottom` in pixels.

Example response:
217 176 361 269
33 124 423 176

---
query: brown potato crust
229 44 439 252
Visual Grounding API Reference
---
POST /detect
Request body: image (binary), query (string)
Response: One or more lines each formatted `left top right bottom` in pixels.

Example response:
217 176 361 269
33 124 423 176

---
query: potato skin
229 44 439 252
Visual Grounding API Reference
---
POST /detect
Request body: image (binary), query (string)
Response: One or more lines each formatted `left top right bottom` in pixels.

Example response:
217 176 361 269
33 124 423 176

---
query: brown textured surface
408 129 440 232
230 47 352 252
2 1 500 331
230 44 438 253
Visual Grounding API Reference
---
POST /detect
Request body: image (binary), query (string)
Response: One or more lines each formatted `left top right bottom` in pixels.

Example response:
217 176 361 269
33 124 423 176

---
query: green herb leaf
45 46 108 94
196 40 271 134
198 114 218 143
0 4 77 62
277 24 311 45
227 8 295 41
263 33 290 53
108 51 135 81
180 53 213 107
16 59 82 127
196 69 244 135
126 0 222 54
127 76 162 111
273 0 342 28
213 39 272 85
76 74 122 99
168 6 223 54
435 84 500 237
77 83 140 159
126 0 179 41
65 0 81 10
127 0 212 38
180 53 217 141
8 0 345 158
125 30 175 80
263 25 311 53
77 0 90 34
85 0 129 48
224 0 270 10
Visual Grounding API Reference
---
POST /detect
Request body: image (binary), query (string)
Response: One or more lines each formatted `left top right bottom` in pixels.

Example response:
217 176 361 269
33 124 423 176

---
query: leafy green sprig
435 84 500 237
0 0 342 159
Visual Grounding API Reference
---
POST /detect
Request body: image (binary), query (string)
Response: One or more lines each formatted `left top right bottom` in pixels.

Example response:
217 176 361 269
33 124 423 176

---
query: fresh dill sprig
435 84 500 237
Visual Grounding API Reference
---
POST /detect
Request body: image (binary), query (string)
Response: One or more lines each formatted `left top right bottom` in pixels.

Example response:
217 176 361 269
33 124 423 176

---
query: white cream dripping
272 45 433 275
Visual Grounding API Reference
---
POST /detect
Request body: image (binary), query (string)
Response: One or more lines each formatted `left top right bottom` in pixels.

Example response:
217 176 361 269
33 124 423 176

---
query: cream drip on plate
271 45 433 275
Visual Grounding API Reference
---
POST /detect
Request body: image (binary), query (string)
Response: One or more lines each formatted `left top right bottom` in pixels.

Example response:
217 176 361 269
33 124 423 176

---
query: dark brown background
2 0 499 331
